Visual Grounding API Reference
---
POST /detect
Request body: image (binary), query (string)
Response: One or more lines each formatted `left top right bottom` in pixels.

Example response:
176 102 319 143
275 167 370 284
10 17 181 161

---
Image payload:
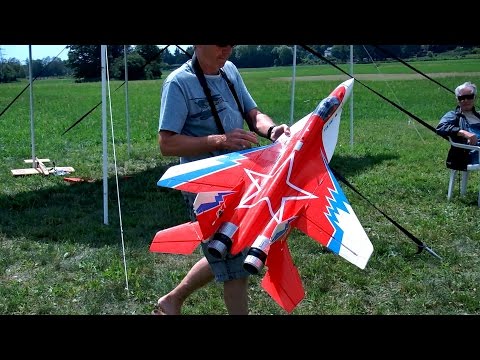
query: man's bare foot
152 295 181 315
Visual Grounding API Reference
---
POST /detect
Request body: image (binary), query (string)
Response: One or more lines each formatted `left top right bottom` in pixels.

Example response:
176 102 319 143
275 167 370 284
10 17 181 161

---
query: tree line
1 44 479 84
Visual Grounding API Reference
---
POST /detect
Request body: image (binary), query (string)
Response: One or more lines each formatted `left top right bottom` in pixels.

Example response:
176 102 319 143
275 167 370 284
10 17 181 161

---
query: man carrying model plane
153 44 291 315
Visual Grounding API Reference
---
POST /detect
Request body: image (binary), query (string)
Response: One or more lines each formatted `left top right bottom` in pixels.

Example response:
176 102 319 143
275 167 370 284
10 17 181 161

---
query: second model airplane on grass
150 78 374 313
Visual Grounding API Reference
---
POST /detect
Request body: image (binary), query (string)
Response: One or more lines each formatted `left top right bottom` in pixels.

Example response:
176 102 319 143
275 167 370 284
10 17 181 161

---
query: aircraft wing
157 112 313 194
158 141 285 193
294 154 373 270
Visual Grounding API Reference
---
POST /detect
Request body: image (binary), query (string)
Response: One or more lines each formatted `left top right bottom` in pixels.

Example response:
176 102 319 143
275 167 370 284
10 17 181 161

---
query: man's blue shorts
182 191 250 282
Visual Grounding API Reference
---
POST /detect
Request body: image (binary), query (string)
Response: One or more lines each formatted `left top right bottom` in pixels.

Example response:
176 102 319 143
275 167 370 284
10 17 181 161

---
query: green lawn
0 59 479 315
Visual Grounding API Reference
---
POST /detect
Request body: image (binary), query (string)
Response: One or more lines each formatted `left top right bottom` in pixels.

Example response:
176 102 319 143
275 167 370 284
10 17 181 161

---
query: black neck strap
191 54 254 133
219 69 253 131
191 54 226 134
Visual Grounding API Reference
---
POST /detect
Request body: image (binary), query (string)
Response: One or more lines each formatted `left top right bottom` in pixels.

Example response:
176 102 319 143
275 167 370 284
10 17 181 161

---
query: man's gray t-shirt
158 60 257 163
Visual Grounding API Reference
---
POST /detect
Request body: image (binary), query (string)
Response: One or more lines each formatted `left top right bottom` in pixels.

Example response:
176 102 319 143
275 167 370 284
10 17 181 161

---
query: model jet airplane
150 78 373 313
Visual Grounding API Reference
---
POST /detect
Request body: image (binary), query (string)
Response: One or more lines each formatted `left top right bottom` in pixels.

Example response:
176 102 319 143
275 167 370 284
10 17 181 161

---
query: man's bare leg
155 256 213 315
223 277 249 315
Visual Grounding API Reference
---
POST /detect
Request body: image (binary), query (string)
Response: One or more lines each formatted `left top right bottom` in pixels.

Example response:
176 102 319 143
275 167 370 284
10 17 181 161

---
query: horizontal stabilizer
150 221 204 255
24 158 51 163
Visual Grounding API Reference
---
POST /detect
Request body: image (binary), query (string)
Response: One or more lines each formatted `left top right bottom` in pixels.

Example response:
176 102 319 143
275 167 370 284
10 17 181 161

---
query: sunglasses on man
457 94 475 101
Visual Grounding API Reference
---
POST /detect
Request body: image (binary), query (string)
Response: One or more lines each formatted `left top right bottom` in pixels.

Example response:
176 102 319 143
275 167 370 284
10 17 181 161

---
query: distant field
274 72 480 81
0 58 479 315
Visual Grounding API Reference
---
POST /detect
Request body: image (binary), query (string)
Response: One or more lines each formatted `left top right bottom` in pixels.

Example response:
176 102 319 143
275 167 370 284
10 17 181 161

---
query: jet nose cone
329 78 354 105
339 78 354 103
343 78 354 88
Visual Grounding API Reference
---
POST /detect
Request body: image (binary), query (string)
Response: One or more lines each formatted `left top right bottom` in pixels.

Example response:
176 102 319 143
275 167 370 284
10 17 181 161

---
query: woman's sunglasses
457 94 475 101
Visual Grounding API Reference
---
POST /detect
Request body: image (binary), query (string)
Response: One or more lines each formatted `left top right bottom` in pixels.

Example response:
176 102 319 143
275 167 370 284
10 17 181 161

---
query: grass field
0 59 479 315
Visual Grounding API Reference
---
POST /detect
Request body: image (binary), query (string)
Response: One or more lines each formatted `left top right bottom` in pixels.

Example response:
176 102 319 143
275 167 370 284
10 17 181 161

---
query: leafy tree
135 45 163 79
67 45 125 82
254 45 276 67
426 45 457 53
400 45 423 58
273 45 293 66
135 45 161 63
330 45 351 62
4 58 25 80
162 49 176 65
41 57 68 77
231 45 259 67
111 52 146 80
28 59 44 78
353 45 378 62
0 61 18 82
172 47 190 64
160 46 194 68
144 61 162 80
297 45 331 64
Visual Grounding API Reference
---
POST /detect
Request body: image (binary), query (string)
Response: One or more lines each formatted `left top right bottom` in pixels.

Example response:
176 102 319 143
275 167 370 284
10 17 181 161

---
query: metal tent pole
28 45 36 166
289 45 297 126
124 45 131 157
101 45 109 225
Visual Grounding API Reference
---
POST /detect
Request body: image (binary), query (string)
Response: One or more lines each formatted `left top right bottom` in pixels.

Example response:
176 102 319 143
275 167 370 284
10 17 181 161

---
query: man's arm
159 129 260 157
436 111 477 144
246 108 290 141
159 130 225 157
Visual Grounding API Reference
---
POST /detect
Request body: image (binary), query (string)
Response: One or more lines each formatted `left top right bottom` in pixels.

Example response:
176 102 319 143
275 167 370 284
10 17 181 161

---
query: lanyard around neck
191 54 253 133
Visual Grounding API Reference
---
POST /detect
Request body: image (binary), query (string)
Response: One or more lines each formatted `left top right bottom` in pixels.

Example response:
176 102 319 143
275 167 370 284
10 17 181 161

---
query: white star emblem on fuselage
237 150 318 223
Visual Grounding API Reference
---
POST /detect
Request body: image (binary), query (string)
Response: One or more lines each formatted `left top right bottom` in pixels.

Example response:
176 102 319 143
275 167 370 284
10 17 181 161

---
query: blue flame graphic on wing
323 163 350 254
196 191 234 214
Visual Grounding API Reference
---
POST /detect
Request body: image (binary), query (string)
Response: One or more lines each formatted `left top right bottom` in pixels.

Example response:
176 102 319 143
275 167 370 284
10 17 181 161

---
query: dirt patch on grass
273 72 480 81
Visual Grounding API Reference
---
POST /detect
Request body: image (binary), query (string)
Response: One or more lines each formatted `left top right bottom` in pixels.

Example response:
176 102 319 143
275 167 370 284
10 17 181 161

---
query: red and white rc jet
150 78 373 313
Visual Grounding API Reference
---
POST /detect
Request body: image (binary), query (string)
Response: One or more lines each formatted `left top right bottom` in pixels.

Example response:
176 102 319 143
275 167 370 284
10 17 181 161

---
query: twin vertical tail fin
261 240 305 313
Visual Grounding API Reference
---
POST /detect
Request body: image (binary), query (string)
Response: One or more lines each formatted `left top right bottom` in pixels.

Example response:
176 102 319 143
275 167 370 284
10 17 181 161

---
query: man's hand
459 130 478 145
221 129 258 151
270 124 291 141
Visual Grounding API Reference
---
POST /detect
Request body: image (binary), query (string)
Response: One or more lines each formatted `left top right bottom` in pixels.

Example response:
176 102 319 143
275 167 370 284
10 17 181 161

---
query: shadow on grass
0 152 396 250
330 152 399 179
0 161 188 250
